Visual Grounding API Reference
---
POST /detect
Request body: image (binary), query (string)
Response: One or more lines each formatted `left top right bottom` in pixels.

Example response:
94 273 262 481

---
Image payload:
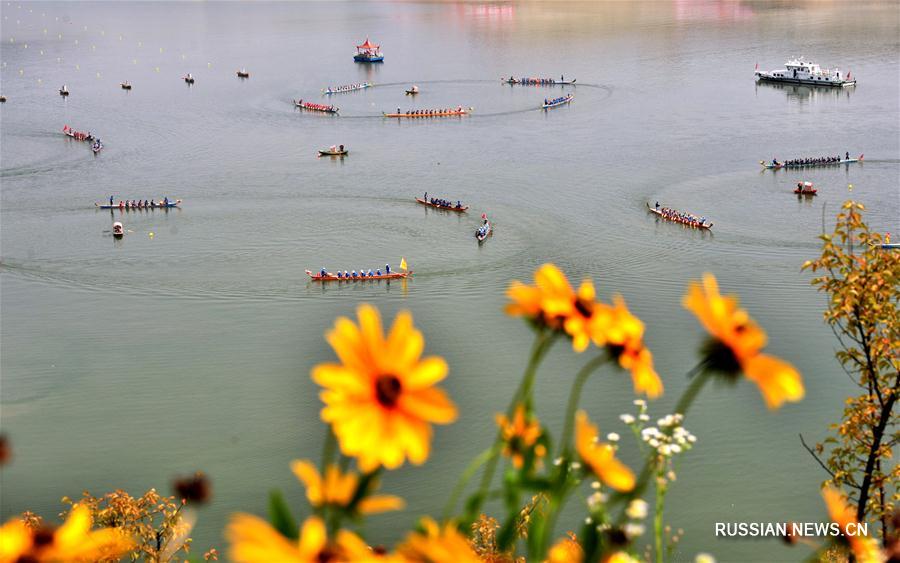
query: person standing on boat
385 264 391 274
655 201 660 209
845 151 849 160
109 195 114 206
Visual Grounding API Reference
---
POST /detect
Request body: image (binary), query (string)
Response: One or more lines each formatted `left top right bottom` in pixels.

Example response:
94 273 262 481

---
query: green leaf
268 489 298 539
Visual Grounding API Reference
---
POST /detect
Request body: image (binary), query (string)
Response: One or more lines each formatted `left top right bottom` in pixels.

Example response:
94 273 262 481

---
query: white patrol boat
755 58 855 87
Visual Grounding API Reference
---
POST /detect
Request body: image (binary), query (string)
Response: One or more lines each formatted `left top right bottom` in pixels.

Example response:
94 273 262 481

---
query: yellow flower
0 519 32 563
822 487 882 563
602 552 641 563
506 263 601 352
495 404 545 469
312 305 457 471
593 296 663 398
291 460 404 515
397 518 481 563
683 273 804 409
0 505 133 563
545 532 582 563
227 514 376 563
575 411 635 492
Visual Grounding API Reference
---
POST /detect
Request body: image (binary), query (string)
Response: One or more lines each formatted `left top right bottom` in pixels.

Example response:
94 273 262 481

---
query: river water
1 1 898 560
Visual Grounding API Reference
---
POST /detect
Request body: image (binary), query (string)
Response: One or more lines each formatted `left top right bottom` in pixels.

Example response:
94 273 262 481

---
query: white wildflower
695 554 715 563
624 523 645 538
625 499 649 520
620 414 635 424
606 432 620 442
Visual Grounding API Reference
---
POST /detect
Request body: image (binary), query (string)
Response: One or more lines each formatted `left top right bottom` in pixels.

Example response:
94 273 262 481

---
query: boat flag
400 257 408 271
481 213 486 219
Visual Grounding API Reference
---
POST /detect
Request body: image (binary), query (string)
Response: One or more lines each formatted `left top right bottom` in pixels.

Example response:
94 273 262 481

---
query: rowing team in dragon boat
422 193 464 209
318 265 395 279
388 106 465 117
102 196 177 209
543 94 573 108
324 82 370 94
294 99 339 113
63 125 93 141
651 202 711 229
769 152 851 167
506 75 571 85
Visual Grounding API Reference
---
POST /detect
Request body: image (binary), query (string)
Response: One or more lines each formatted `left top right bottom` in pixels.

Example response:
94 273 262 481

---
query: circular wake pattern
299 78 614 119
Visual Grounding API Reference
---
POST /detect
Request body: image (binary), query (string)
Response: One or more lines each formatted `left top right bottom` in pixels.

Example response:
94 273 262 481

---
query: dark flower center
574 298 593 318
33 527 55 547
317 547 340 563
701 339 742 377
375 375 403 408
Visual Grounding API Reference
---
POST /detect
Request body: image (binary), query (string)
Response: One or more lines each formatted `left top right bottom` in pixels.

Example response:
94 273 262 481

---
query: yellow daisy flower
495 404 546 469
0 505 133 563
291 460 404 515
593 296 663 398
683 274 804 409
822 487 882 563
545 532 583 563
397 518 481 563
575 411 635 493
312 305 457 471
227 514 376 563
506 263 601 352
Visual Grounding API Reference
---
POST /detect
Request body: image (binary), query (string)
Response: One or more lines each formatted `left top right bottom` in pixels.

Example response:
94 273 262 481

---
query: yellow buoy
848 184 853 191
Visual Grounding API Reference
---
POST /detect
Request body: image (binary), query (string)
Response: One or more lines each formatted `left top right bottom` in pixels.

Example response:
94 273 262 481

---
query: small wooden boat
294 100 339 114
542 94 573 109
63 126 93 141
120 82 132 90
319 148 348 156
59 86 69 96
306 269 411 281
647 203 712 230
476 214 492 242
503 77 576 85
760 155 863 169
383 109 469 118
405 86 419 95
96 199 181 210
183 74 195 84
323 83 371 95
112 222 124 237
92 140 104 154
1 95 7 103
415 197 468 212
793 181 817 195
237 69 250 78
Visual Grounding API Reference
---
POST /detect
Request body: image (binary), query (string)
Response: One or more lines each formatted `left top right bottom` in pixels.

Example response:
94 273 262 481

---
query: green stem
559 354 609 456
615 365 710 518
654 470 666 563
463 332 555 523
441 446 497 521
320 428 337 473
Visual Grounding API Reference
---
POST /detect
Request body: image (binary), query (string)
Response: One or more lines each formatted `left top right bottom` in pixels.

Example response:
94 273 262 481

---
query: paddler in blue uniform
109 195 114 206
385 264 391 274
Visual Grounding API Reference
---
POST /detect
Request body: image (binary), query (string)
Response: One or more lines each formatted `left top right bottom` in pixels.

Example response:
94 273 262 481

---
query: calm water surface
2 1 899 560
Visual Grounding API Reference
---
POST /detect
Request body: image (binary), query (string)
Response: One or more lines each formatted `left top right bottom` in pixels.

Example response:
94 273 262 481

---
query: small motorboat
59 85 69 96
0 95 6 103
112 222 124 237
476 214 492 242
183 74 195 84
120 81 132 90
318 145 348 157
405 85 419 95
237 69 250 78
92 139 104 154
794 181 817 195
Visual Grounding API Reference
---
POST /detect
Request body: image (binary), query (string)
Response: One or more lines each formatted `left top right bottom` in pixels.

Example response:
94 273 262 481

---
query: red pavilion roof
357 37 379 50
